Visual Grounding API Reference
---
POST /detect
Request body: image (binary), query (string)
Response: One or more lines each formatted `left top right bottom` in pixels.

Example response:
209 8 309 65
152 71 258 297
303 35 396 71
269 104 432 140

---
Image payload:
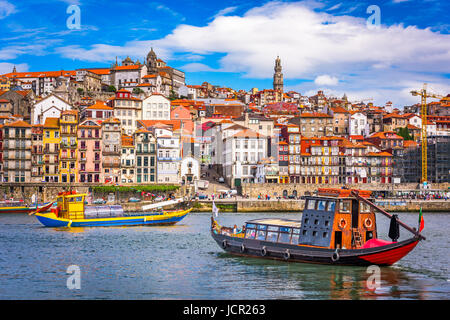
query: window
256 224 267 240
278 227 291 243
340 200 351 213
306 199 316 210
291 228 300 244
317 200 327 211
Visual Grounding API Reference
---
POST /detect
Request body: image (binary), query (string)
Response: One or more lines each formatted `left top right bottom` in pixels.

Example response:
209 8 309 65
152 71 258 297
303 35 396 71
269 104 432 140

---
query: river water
0 211 448 300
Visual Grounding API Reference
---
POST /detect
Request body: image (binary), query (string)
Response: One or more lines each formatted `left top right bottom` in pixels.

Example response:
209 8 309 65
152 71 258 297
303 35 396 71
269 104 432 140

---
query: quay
192 199 450 213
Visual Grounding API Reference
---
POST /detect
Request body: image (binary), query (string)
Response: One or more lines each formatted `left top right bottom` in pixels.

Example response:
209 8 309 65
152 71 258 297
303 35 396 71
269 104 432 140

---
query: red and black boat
211 188 425 266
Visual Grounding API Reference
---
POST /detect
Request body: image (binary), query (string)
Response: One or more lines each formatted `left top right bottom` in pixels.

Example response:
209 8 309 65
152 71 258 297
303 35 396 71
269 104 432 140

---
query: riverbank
190 199 450 213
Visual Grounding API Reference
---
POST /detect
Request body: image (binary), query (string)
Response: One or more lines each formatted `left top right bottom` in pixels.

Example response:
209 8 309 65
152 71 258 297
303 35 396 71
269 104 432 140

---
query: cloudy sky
1 0 449 107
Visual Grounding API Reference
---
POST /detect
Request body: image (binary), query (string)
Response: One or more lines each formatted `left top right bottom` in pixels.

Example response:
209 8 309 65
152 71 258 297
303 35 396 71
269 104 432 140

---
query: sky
1 0 449 107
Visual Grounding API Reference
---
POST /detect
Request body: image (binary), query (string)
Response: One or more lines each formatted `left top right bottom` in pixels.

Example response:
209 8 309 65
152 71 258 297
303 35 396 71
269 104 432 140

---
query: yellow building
0 76 11 91
43 117 61 182
59 110 78 183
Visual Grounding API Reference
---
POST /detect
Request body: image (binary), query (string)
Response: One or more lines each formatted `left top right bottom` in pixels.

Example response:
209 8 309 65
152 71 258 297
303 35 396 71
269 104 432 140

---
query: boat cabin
243 188 377 250
55 191 86 219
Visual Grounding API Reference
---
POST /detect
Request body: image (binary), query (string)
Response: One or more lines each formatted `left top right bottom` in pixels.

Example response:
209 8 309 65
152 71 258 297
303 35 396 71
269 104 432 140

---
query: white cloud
53 1 450 105
180 63 218 72
314 75 339 86
0 62 28 74
212 6 238 19
0 1 16 19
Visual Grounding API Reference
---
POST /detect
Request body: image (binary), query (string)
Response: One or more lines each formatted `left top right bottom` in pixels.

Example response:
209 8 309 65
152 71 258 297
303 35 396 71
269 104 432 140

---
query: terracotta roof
300 112 332 118
86 100 113 110
43 117 59 128
113 65 141 71
367 151 393 157
403 140 418 148
3 120 31 128
231 128 266 139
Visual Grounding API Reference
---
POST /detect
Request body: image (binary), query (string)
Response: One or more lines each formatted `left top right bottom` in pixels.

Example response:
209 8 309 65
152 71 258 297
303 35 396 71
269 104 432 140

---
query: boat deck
246 218 301 228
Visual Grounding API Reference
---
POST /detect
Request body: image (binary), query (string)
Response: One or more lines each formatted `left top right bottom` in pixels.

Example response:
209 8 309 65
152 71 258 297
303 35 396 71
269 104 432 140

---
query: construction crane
410 83 445 185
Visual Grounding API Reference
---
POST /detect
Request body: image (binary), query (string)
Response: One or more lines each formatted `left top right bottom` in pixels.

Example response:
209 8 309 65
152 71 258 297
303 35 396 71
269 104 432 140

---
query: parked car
128 197 141 203
218 177 225 183
153 196 165 202
198 194 208 200
93 198 106 204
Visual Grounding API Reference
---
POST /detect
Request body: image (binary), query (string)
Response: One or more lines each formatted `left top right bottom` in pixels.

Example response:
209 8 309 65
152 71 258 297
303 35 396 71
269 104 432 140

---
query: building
59 110 78 183
296 112 333 137
31 124 44 182
145 48 185 94
156 128 181 184
42 117 60 183
102 118 122 184
110 57 148 89
109 89 142 135
273 56 283 93
281 124 301 183
1 120 32 182
349 112 369 137
142 93 171 120
32 93 73 125
180 155 200 186
78 119 102 183
135 128 157 183
330 106 350 136
121 134 136 184
82 100 114 121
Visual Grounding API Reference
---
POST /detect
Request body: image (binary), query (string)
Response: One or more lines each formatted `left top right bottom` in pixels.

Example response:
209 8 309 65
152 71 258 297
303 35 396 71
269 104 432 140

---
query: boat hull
0 203 52 214
35 208 192 228
211 231 419 266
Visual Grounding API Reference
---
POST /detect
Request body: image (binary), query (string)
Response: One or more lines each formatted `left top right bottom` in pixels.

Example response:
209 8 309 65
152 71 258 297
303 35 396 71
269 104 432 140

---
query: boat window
278 227 292 243
267 226 279 232
246 223 256 229
75 197 83 202
245 228 256 239
257 225 267 231
291 233 299 244
317 200 327 211
306 199 316 210
327 201 336 212
360 202 371 213
292 228 300 234
256 230 267 240
266 231 278 242
340 200 351 213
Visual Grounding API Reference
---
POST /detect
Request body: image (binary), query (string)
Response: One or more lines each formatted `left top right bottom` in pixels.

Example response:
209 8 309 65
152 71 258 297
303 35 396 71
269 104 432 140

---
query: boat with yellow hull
33 191 192 228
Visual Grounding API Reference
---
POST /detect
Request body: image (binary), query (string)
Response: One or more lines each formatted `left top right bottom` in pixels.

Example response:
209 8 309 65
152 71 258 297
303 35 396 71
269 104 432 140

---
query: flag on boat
212 201 219 217
418 207 424 232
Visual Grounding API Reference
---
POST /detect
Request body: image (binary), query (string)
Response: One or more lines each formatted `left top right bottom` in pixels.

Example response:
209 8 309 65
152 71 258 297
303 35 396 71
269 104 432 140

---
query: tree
132 87 144 95
397 126 414 141
106 85 117 92
77 88 84 95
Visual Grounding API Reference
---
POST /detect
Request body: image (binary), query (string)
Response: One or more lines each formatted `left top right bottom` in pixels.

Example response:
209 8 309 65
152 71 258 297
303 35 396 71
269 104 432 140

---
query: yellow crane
410 83 446 185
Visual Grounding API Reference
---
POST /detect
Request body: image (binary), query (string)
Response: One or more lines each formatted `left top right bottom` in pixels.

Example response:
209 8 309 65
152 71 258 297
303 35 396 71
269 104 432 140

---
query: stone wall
241 182 450 198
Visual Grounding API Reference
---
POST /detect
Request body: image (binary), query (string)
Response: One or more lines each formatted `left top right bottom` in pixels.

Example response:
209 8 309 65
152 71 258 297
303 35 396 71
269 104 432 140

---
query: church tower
146 47 158 75
273 56 283 92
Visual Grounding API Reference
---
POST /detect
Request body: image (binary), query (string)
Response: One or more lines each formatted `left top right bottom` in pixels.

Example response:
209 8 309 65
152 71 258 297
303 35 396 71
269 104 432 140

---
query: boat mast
350 191 425 240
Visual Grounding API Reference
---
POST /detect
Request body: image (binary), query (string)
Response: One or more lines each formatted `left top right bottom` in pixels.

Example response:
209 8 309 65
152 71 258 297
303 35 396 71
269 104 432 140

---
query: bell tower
146 47 158 75
273 56 283 92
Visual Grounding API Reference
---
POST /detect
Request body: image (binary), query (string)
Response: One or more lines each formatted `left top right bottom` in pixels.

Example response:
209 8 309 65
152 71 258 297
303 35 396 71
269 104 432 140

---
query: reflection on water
0 212 448 299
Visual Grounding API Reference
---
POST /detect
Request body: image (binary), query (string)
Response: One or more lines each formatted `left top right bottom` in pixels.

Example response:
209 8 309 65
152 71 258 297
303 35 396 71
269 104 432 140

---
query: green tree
133 87 144 95
397 126 414 141
106 85 117 92
77 88 84 95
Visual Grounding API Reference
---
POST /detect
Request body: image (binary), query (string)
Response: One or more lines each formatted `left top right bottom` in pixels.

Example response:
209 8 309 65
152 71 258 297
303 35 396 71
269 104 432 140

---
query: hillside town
0 49 449 194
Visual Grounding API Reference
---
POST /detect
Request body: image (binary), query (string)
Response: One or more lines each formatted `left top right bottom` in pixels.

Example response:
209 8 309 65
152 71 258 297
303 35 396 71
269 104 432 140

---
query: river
0 211 448 299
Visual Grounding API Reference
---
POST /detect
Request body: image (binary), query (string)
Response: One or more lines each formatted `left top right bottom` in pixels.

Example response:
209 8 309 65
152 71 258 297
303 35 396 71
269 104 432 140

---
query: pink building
78 119 102 183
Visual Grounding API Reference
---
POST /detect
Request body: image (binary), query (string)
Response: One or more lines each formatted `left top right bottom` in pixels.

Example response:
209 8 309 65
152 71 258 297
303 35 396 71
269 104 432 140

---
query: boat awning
141 198 184 211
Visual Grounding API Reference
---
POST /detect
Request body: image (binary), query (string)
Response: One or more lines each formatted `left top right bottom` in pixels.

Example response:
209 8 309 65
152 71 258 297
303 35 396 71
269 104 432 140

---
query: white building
155 129 181 183
142 93 171 120
180 156 200 185
221 127 268 188
32 94 73 124
349 112 369 136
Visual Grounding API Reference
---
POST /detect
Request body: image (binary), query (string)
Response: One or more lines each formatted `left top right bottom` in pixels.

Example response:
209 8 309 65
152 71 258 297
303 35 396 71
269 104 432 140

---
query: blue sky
1 0 449 106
